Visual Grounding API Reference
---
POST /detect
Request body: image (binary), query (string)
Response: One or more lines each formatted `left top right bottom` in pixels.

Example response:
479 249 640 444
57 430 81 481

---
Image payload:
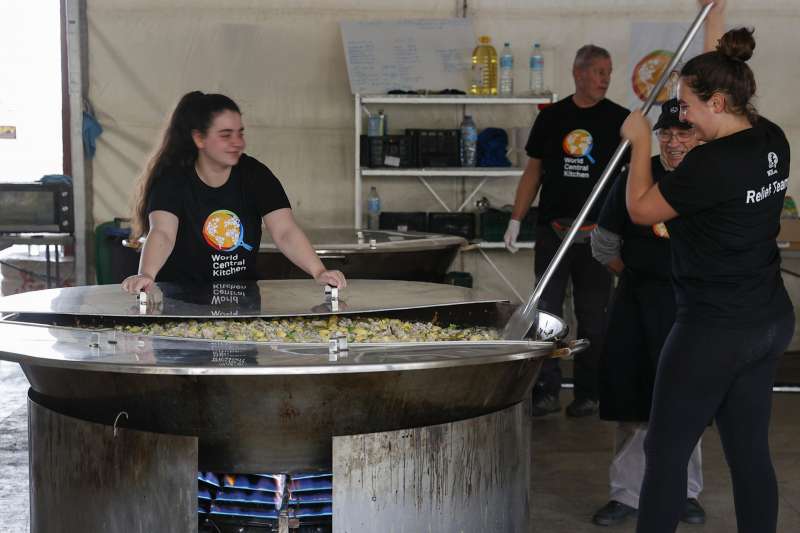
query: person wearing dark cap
588 98 706 526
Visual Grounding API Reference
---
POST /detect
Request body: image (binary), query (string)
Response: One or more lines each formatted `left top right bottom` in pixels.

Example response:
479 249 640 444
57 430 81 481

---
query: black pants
532 225 612 401
637 312 794 533
599 271 675 422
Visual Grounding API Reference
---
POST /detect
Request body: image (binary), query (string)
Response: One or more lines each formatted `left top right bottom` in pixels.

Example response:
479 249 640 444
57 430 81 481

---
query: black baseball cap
653 98 691 130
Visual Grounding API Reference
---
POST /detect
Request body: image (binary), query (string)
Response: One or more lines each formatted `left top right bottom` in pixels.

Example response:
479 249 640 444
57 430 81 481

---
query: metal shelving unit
360 94 555 105
354 93 556 228
361 167 524 177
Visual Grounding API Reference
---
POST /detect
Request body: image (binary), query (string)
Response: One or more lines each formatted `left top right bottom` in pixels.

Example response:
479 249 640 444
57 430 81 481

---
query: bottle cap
479 35 491 44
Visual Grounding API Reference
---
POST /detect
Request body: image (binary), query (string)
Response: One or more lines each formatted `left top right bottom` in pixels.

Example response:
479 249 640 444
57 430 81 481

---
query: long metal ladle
503 2 715 340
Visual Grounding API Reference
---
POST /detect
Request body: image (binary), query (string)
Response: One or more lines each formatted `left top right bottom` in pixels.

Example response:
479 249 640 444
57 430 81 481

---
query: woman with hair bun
122 91 345 294
621 4 793 531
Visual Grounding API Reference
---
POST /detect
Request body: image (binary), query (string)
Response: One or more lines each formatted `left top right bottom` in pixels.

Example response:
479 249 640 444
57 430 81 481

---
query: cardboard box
0 248 74 295
778 219 800 250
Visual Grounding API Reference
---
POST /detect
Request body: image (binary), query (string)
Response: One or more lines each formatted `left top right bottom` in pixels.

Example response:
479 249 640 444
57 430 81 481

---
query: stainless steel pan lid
0 279 505 319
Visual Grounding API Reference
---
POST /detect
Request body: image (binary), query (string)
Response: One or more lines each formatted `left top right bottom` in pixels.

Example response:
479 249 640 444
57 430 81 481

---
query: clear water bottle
367 186 381 230
529 42 544 95
470 36 497 96
499 42 514 96
367 109 386 137
460 115 477 167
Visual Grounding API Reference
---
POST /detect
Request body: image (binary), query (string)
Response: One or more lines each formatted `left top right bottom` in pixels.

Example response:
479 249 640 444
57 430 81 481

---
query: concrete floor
0 360 798 532
0 361 31 533
532 390 800 532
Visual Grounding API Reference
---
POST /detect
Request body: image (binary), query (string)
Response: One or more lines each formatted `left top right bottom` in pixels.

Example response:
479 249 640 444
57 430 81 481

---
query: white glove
503 219 521 253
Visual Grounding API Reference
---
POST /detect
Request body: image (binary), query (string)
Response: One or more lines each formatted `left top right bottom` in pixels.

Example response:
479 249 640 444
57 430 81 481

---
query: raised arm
621 111 679 226
700 0 726 53
263 208 346 288
121 210 178 293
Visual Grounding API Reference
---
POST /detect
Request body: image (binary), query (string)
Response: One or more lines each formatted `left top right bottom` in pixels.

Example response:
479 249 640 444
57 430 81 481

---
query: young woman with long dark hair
122 91 344 293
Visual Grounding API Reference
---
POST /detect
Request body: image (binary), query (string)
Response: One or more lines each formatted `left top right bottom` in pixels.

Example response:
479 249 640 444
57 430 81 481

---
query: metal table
0 233 73 288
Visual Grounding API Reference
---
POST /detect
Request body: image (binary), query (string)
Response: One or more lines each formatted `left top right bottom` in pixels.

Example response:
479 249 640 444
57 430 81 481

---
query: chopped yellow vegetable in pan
115 316 498 343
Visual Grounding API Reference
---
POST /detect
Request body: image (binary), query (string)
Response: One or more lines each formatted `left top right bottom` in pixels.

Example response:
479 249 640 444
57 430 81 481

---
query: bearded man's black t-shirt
146 154 290 282
525 95 629 223
659 117 792 327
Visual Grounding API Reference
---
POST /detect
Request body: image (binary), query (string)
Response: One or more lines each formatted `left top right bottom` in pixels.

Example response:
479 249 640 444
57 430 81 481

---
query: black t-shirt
659 117 792 327
599 156 672 281
147 154 290 283
526 95 629 224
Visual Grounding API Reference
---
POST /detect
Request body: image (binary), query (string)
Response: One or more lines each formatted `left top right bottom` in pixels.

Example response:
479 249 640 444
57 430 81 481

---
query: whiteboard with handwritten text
340 18 474 95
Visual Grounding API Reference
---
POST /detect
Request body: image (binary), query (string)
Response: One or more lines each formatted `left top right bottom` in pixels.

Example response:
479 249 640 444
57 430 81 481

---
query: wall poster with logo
0 126 16 139
628 22 704 124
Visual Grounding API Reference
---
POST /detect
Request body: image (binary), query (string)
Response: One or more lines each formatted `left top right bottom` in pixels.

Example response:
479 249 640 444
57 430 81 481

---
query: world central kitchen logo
562 129 594 179
202 210 253 252
562 129 595 163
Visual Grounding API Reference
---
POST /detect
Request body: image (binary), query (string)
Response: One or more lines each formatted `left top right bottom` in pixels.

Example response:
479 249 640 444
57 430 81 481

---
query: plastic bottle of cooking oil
470 36 497 96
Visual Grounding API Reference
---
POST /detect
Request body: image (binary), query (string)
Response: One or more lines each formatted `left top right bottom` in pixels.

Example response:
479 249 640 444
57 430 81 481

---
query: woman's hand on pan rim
121 273 155 294
314 269 347 289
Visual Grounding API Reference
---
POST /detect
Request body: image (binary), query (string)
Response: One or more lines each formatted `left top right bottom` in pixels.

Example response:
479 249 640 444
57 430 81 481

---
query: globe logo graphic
562 129 595 163
632 50 675 104
768 152 778 169
203 210 247 252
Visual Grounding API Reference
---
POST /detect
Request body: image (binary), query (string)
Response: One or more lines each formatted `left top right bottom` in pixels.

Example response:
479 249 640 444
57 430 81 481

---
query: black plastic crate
366 136 384 168
359 135 370 167
364 135 416 168
383 135 416 168
405 129 461 167
479 208 537 242
379 212 427 232
428 212 476 240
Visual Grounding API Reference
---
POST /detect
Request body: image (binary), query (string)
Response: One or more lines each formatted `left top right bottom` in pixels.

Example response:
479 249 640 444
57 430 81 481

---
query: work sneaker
566 398 599 417
531 394 560 417
591 500 637 526
681 498 706 524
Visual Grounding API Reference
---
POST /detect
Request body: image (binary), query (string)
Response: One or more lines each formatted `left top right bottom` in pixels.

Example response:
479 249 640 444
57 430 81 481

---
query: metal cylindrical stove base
28 394 198 533
332 402 531 532
28 394 530 532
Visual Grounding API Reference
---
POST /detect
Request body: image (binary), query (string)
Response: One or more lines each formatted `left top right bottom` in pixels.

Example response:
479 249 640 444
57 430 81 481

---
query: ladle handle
503 2 715 340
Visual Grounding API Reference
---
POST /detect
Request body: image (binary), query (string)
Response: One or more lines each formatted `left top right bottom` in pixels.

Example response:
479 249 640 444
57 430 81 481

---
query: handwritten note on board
340 19 475 95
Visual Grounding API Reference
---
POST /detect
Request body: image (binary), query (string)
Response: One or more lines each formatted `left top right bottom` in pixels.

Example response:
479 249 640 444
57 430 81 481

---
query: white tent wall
88 0 469 230
85 0 799 299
